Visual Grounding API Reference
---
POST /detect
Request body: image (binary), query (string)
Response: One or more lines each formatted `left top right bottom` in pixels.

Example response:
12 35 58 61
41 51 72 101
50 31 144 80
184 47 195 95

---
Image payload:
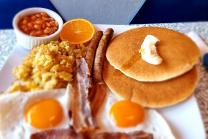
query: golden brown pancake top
103 61 199 108
106 27 200 82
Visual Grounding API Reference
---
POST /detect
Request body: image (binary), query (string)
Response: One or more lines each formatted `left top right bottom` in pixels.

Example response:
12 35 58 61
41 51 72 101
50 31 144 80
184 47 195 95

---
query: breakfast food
60 18 95 44
139 35 162 65
109 100 145 128
103 61 199 108
85 31 103 73
31 56 174 139
0 89 70 139
96 92 175 139
106 27 200 82
103 27 200 108
68 28 175 138
18 12 58 37
7 41 86 93
68 28 114 131
69 58 97 132
31 128 153 139
93 28 114 83
21 75 174 139
3 15 201 138
90 28 114 116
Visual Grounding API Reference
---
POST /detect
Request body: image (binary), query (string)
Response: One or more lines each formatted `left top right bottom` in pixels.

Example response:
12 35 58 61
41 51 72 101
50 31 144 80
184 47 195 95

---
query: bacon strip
90 131 153 139
31 129 153 139
90 28 114 116
31 128 85 139
69 58 96 132
85 31 103 75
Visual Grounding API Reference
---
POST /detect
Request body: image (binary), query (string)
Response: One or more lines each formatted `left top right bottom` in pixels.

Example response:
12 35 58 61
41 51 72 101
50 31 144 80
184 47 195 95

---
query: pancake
106 27 200 82
103 61 199 108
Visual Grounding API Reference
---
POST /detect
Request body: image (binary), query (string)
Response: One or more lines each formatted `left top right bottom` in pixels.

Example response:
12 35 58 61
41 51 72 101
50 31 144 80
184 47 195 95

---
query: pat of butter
139 35 163 65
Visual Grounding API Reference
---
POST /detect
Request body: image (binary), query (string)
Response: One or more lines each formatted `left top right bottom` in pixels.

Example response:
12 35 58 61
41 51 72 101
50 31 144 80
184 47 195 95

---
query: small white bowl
13 7 63 49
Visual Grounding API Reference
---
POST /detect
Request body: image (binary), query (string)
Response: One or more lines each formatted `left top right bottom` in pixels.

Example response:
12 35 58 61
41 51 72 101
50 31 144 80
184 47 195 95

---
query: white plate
0 25 206 139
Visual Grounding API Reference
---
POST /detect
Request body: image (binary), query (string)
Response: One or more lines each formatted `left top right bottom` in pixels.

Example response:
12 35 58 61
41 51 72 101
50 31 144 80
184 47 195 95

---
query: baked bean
48 18 54 22
22 16 29 21
31 15 36 21
35 30 43 36
42 17 49 21
22 19 27 25
23 28 29 33
52 27 58 32
34 24 41 30
44 27 51 34
35 20 42 25
35 13 41 18
46 22 51 27
18 12 58 37
40 12 48 17
49 21 55 26
20 24 26 30
27 22 33 30
41 23 46 29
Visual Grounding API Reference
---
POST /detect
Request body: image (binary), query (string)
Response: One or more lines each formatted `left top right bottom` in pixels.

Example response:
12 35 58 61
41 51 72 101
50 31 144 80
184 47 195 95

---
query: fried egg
96 91 175 139
0 89 70 139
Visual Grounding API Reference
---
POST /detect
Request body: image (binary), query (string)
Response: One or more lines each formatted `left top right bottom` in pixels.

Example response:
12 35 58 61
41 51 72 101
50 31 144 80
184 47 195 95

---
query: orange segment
60 18 95 44
110 100 145 128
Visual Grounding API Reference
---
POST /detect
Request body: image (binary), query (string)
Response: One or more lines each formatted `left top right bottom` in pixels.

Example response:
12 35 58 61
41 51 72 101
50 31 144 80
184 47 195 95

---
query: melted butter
139 35 162 65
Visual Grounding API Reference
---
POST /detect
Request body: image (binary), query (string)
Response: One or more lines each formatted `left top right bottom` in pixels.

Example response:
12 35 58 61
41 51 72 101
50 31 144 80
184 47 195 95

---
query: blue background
0 0 58 29
0 0 208 29
131 0 208 24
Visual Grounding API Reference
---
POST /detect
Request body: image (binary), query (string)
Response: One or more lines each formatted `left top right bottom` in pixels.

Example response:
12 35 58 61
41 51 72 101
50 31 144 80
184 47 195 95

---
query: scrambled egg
8 41 86 93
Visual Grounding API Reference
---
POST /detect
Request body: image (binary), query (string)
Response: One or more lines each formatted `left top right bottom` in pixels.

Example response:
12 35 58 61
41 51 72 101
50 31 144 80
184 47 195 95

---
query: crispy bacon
31 128 85 139
90 131 153 139
69 58 97 132
31 129 153 139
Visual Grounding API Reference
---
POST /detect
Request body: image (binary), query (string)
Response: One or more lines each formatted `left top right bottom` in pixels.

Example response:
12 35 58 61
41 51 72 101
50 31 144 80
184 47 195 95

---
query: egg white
96 91 176 139
0 89 70 139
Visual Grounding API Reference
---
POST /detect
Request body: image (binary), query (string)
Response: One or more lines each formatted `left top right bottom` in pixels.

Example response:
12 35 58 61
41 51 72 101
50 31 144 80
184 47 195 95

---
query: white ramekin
12 7 63 49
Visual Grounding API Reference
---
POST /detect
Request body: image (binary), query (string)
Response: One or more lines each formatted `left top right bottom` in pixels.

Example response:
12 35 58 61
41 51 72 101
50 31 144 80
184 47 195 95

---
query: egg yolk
25 99 63 129
110 100 144 128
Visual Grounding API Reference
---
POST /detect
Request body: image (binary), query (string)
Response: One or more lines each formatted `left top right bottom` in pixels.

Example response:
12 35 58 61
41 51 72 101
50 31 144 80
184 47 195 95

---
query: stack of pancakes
103 27 200 108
